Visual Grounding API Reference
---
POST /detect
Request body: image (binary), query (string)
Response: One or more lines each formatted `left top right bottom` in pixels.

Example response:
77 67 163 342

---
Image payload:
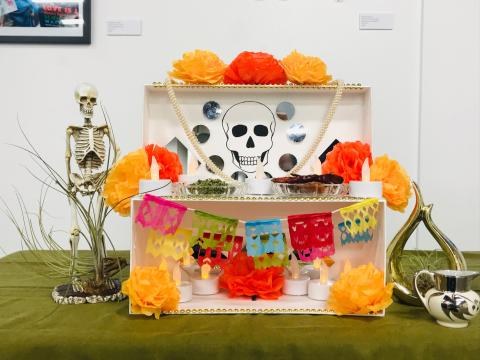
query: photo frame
0 0 91 44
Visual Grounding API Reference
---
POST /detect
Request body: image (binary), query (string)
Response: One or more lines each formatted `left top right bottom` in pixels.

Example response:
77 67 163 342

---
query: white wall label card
359 13 394 30
107 19 142 36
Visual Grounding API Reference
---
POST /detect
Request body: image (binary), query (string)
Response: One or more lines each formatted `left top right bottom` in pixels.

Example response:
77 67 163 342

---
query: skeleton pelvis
70 172 104 194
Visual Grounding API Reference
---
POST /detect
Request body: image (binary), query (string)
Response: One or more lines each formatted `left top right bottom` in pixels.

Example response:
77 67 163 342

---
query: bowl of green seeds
174 179 246 197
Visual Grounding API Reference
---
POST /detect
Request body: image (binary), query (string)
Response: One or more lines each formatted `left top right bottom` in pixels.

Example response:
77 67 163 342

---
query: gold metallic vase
387 182 467 306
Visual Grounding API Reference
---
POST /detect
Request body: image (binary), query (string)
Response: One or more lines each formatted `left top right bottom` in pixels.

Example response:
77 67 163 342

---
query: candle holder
246 178 273 195
307 280 333 301
191 273 220 295
349 180 382 198
177 281 193 303
283 274 310 296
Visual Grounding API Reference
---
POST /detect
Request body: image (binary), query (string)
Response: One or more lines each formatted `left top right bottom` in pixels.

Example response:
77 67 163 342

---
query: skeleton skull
222 101 275 173
74 83 98 120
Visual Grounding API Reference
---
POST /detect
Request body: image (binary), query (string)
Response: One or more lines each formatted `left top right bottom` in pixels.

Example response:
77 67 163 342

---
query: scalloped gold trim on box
162 308 337 315
167 195 367 202
151 82 365 90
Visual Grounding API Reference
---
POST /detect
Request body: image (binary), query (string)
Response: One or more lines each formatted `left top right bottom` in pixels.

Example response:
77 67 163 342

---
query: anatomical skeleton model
61 83 123 302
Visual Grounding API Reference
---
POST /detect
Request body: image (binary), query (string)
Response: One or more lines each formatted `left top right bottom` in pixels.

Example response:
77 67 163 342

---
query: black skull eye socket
232 124 248 137
254 125 269 137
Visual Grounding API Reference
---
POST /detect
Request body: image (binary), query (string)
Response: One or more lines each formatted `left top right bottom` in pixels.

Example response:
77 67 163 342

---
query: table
0 251 479 360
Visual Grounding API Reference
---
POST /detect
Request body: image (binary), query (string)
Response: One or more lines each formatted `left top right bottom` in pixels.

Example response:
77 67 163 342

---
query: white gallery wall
0 0 478 255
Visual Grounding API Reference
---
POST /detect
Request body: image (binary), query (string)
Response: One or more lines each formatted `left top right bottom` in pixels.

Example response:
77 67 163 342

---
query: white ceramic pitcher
415 269 480 328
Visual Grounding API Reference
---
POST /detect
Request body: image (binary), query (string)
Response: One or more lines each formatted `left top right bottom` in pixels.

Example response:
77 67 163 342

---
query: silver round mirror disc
287 123 306 143
276 101 295 121
192 125 210 144
278 153 297 172
203 101 222 120
231 171 248 182
207 155 224 173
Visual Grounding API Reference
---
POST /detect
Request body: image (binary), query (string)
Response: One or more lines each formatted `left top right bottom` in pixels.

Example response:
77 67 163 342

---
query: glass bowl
272 182 346 198
174 182 246 197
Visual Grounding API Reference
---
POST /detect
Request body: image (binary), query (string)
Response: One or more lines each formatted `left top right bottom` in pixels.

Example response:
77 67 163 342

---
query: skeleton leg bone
68 195 80 278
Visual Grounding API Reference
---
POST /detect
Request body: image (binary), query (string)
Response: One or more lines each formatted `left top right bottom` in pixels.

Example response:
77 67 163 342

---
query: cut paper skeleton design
222 101 276 173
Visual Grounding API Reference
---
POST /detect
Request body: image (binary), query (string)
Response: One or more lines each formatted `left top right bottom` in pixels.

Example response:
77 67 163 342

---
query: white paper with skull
144 86 371 179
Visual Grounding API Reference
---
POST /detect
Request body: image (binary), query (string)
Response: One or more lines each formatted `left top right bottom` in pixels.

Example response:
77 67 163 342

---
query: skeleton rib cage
74 127 106 173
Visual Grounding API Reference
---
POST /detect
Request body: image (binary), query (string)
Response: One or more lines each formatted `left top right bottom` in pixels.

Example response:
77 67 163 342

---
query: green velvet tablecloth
0 251 479 360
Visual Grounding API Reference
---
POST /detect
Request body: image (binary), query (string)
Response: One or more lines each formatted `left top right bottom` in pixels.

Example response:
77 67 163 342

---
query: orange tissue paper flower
328 262 394 315
219 253 284 300
370 155 411 212
103 148 151 216
145 144 183 183
121 266 179 319
322 141 372 184
281 50 332 85
224 51 287 85
169 49 226 84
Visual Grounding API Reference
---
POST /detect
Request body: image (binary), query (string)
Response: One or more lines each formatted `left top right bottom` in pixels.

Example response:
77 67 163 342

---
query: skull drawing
74 83 98 120
222 101 275 173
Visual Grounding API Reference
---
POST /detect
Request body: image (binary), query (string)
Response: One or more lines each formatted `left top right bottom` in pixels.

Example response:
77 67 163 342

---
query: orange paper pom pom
169 49 226 84
370 155 411 212
281 50 332 85
224 51 287 85
328 263 394 315
322 141 372 184
121 266 179 319
103 148 150 216
219 253 284 300
145 144 183 183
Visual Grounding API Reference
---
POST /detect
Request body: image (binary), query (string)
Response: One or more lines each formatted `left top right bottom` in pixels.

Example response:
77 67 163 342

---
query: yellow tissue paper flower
121 266 179 319
370 155 412 212
169 49 226 84
103 148 150 216
281 50 332 85
328 263 394 315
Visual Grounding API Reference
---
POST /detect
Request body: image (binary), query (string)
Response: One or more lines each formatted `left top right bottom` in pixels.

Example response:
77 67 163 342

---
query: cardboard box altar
130 83 387 316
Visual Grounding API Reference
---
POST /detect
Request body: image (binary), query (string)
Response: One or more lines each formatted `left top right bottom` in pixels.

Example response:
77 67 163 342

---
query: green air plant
398 250 449 296
2 93 128 304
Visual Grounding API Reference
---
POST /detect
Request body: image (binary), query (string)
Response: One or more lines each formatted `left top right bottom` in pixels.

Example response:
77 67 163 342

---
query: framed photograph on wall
0 0 91 44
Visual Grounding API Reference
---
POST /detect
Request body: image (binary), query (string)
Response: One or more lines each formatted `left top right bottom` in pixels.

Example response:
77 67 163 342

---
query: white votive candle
191 273 219 295
246 178 273 195
349 180 382 198
177 281 193 303
307 280 333 301
283 274 310 296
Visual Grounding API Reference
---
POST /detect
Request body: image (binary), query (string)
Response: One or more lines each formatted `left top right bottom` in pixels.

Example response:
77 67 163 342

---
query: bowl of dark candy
272 174 346 197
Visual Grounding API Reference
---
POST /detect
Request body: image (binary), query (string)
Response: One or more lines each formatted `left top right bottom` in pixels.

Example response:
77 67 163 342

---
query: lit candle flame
150 156 160 181
320 262 329 284
183 253 191 267
173 262 181 286
255 158 266 180
290 255 300 280
200 263 211 280
344 259 352 274
159 258 167 271
312 158 323 176
361 159 370 182
313 258 321 270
